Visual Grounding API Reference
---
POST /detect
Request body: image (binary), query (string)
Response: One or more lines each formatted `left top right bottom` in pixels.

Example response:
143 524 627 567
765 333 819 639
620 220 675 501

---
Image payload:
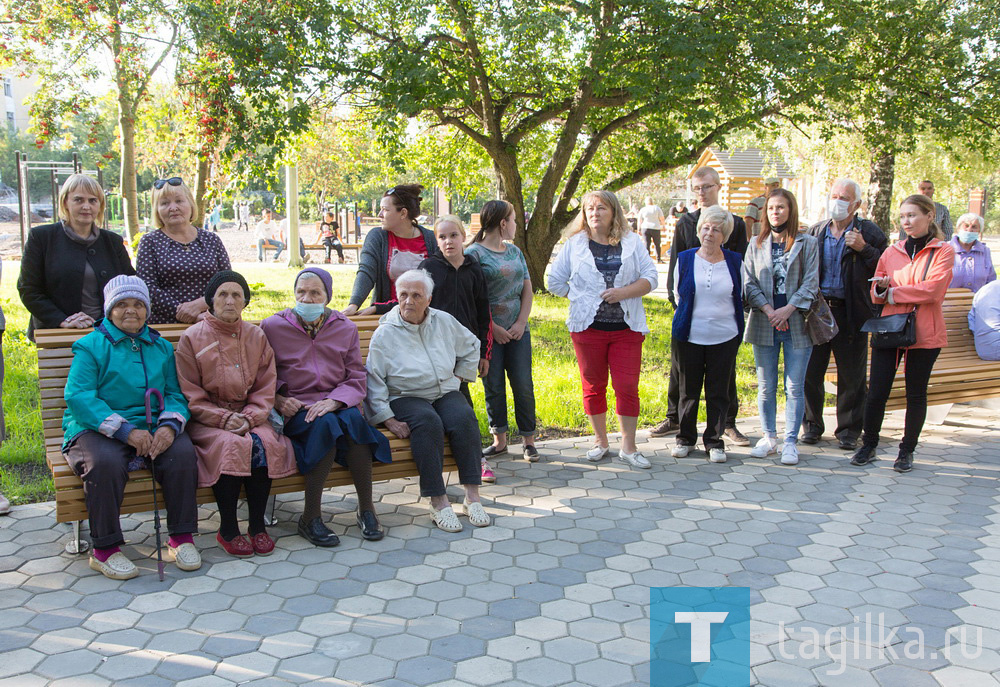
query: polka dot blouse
137 228 232 324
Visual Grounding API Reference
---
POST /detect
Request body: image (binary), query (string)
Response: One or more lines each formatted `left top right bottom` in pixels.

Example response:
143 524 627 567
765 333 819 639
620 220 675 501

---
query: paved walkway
1 406 998 687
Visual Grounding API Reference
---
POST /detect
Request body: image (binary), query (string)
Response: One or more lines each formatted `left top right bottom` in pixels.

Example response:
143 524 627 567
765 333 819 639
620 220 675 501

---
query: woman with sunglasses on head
136 177 232 324
342 185 437 316
18 173 135 340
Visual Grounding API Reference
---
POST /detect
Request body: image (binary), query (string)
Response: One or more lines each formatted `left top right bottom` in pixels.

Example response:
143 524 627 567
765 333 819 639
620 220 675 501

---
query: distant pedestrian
743 177 781 241
638 197 666 262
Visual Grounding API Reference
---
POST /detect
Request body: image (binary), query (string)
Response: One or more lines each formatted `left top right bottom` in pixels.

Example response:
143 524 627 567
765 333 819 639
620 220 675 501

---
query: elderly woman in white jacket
548 190 659 469
365 269 490 532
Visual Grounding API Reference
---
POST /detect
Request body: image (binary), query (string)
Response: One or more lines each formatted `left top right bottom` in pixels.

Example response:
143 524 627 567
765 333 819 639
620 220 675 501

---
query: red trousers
570 328 644 417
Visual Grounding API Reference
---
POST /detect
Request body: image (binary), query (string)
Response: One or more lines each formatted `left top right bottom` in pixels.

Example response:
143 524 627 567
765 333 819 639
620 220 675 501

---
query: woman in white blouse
669 206 746 463
547 190 659 469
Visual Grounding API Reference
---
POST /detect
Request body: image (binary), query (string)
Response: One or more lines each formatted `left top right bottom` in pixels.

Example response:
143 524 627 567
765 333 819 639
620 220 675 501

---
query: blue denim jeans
258 239 285 261
753 328 813 444
482 328 536 436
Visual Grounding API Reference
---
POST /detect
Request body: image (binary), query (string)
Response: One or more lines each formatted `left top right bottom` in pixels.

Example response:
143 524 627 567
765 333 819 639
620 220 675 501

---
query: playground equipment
13 151 106 249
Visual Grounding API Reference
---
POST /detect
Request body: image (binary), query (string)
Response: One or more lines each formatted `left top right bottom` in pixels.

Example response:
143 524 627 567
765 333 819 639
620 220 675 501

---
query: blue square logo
650 587 754 687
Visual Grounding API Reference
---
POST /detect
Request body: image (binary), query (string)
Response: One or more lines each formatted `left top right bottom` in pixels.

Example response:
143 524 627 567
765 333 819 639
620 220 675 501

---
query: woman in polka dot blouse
137 177 232 324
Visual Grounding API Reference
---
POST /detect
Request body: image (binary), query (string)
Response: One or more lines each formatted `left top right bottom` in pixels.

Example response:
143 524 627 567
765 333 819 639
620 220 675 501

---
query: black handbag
861 248 936 349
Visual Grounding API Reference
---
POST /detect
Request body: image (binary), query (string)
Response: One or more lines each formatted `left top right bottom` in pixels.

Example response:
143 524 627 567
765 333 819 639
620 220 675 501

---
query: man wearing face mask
802 178 888 450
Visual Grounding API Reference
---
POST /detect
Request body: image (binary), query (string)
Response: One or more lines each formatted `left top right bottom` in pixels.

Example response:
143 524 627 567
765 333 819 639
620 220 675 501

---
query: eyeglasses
692 184 718 194
153 177 183 190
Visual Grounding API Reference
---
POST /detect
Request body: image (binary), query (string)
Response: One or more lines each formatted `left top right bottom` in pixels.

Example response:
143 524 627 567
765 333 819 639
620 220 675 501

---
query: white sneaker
708 448 727 463
618 450 651 469
168 542 202 571
749 436 778 458
586 445 610 462
89 551 138 580
780 443 799 465
670 444 691 458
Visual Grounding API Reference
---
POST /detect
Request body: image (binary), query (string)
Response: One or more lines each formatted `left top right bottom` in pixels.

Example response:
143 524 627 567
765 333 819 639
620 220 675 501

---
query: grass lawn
0 262 761 506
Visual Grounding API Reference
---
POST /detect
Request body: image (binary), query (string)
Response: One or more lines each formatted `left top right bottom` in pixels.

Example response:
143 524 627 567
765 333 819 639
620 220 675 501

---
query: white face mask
828 198 852 222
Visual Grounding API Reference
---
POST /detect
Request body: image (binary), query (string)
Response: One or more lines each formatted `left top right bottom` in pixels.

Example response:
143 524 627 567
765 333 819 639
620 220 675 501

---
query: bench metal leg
264 494 278 527
65 521 91 555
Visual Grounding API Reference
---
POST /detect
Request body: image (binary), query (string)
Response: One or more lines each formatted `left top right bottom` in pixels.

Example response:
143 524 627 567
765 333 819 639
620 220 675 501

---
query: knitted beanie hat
295 267 333 304
204 270 251 312
103 275 150 318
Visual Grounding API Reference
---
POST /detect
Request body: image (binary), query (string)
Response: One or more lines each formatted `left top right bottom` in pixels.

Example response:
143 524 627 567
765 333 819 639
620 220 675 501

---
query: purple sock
93 546 121 562
168 534 194 548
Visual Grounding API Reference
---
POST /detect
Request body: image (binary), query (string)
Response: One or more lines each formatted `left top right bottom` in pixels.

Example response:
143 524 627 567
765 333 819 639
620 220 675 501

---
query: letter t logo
674 612 729 662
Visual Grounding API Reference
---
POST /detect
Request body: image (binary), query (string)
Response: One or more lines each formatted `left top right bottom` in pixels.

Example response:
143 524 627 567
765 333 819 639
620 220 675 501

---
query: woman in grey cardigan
743 189 818 466
343 184 437 316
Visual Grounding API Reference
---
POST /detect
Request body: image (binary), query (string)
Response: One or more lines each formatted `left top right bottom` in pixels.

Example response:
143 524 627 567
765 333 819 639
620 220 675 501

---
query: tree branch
505 89 631 147
553 104 656 218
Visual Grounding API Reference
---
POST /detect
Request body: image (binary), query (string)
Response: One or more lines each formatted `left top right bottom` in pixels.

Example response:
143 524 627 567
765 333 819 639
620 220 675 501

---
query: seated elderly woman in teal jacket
62 275 199 581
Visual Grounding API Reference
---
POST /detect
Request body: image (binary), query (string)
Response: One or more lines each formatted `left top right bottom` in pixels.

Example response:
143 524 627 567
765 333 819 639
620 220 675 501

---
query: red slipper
250 531 275 556
216 532 254 557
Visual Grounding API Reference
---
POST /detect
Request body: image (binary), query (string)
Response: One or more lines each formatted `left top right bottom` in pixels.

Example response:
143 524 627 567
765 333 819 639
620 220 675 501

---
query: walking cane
145 388 166 582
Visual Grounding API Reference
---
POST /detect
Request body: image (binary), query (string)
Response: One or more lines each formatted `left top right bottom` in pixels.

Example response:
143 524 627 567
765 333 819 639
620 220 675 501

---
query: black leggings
323 237 344 261
212 467 272 539
862 347 940 453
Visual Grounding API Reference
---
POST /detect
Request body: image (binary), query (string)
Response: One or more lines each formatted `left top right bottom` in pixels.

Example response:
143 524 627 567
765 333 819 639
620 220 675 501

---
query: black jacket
666 209 748 305
17 222 135 338
807 216 888 332
419 252 492 360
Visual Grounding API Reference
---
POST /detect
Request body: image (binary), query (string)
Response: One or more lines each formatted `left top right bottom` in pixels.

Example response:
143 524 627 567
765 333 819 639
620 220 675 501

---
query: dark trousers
482 330 536 436
644 230 662 261
862 347 941 453
676 336 741 450
323 237 344 261
803 304 868 443
668 341 739 428
212 468 272 539
65 431 199 549
390 391 483 497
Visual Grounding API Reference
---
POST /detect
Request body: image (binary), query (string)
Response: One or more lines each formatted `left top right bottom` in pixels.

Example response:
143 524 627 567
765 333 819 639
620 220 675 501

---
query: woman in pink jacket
261 268 391 546
176 270 297 557
850 196 954 473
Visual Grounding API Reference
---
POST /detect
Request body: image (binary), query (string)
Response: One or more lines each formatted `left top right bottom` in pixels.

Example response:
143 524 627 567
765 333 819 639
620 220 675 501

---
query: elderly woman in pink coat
176 270 296 557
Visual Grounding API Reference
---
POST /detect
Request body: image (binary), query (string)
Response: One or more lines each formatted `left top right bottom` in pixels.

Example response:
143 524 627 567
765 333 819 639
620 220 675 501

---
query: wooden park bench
258 241 363 262
36 316 454 554
825 289 1000 412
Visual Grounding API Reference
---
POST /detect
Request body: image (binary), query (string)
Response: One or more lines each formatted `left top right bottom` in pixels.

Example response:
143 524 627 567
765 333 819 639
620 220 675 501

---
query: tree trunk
117 102 140 240
867 150 895 235
192 154 210 227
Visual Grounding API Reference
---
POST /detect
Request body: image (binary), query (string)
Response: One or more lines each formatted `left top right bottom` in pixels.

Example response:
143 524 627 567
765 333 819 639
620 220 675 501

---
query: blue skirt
284 406 392 475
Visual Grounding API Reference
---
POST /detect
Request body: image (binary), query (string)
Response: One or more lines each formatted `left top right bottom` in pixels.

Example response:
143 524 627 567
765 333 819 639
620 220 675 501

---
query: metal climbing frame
13 151 105 249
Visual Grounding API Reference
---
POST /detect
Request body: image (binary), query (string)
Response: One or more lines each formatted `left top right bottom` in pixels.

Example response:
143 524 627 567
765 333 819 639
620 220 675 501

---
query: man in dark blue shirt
803 179 888 450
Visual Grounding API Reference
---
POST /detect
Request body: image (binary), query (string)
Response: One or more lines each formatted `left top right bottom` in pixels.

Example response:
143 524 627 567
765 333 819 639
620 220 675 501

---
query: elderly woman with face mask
365 269 489 532
175 270 297 558
949 213 995 293
62 276 197 580
261 268 392 546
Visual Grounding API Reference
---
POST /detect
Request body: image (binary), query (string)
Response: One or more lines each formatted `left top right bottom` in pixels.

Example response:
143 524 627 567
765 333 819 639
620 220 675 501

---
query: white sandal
430 505 463 532
462 500 491 528
89 551 139 580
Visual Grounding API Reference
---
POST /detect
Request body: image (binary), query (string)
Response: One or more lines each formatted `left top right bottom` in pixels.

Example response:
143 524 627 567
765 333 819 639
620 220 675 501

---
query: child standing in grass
466 201 539 470
420 216 494 480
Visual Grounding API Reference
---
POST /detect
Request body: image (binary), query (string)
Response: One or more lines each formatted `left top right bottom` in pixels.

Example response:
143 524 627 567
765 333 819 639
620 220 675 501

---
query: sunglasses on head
385 187 397 196
153 177 183 190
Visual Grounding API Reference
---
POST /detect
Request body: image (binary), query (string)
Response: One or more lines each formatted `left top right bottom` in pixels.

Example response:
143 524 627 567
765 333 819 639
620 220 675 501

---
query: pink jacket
175 314 296 487
259 309 367 408
872 239 954 349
